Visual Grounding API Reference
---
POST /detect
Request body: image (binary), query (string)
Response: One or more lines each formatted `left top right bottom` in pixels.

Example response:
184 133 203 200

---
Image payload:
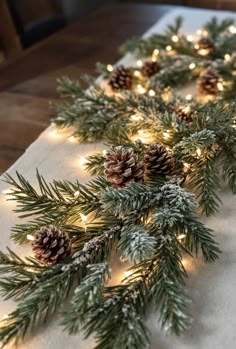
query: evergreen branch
0 226 120 347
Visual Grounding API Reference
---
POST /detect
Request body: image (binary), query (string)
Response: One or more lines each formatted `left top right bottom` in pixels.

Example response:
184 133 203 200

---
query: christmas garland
0 16 236 349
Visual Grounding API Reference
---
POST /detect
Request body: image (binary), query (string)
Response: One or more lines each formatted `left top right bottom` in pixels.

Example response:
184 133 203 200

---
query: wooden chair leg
0 0 22 59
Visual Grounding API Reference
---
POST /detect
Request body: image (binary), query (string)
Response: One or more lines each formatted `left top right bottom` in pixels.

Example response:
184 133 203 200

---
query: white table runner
1 8 236 349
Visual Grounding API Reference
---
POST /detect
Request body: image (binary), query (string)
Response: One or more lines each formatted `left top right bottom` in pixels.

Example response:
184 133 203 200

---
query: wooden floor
0 4 171 173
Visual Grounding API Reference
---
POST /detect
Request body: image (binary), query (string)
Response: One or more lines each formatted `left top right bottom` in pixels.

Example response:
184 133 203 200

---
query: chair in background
7 0 66 48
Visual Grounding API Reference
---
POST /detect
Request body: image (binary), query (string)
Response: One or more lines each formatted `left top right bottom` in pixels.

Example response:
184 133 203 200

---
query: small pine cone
197 67 221 95
144 144 175 176
141 60 161 77
108 65 133 91
174 105 194 125
104 146 144 188
32 225 72 265
196 37 215 53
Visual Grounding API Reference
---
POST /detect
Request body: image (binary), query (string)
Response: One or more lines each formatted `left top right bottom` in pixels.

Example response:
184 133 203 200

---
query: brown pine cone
174 105 194 125
197 67 221 95
108 65 133 91
104 146 144 188
141 60 161 77
195 37 215 53
144 144 175 176
32 225 72 265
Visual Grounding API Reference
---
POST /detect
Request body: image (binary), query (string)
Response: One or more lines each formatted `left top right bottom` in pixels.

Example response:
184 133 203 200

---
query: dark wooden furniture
0 4 172 173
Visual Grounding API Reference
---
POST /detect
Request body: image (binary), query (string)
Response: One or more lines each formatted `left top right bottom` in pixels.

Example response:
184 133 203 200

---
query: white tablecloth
1 7 236 349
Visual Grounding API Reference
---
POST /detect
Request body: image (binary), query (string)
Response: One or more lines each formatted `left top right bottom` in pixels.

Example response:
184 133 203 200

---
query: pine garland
1 15 236 349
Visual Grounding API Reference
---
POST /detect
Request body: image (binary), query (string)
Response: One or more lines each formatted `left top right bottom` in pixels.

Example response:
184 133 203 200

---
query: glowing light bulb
224 53 231 62
136 84 146 94
27 234 35 241
196 29 202 35
196 148 202 157
177 234 186 241
217 82 224 91
49 129 61 139
123 270 132 278
183 162 190 170
80 213 88 223
189 62 196 70
131 114 143 121
198 48 210 56
163 131 170 140
171 35 179 43
2 314 8 320
202 30 208 36
79 156 87 167
148 89 156 97
134 70 141 77
229 25 236 34
166 45 172 52
136 60 143 68
102 150 107 156
185 94 192 101
106 64 113 72
187 35 193 42
68 136 76 143
74 191 80 198
152 49 159 61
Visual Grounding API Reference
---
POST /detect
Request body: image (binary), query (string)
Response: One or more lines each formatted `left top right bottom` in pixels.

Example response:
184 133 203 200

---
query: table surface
0 3 171 173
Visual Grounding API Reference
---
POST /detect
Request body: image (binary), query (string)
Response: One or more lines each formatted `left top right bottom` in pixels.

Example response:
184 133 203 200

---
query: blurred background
0 0 236 65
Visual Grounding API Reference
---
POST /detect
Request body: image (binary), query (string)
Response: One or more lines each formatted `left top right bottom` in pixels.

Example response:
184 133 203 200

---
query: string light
166 45 172 52
229 25 236 34
49 129 61 139
80 213 88 224
189 62 196 70
183 162 190 170
136 60 143 68
1 189 12 195
197 48 210 56
123 270 132 278
68 136 76 143
102 150 107 156
196 29 202 35
224 53 231 62
106 64 113 72
136 84 146 94
131 114 143 121
196 148 202 157
171 35 179 43
202 30 208 36
177 234 186 241
134 70 141 77
217 82 224 91
2 314 8 320
152 48 159 61
187 35 193 42
163 131 171 140
148 89 156 97
185 94 192 101
74 191 80 198
27 234 35 241
79 156 87 167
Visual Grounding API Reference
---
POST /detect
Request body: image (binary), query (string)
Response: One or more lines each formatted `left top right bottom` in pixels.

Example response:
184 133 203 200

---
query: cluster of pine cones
108 61 161 92
104 144 175 188
197 66 222 95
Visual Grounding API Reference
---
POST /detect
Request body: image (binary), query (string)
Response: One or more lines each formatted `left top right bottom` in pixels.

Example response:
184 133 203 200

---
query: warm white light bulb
177 234 186 241
79 156 87 167
80 213 88 223
166 45 172 52
106 64 113 72
185 94 192 101
27 234 35 241
189 62 196 70
171 35 179 43
229 25 236 34
148 89 156 97
136 60 143 68
187 35 193 42
137 84 146 94
74 191 80 198
2 314 8 320
217 82 224 91
196 148 202 157
224 53 231 62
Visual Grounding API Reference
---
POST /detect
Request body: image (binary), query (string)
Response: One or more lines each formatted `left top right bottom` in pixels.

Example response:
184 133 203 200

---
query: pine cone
104 146 144 188
195 37 215 53
174 105 194 125
32 225 72 265
197 67 221 95
144 144 175 176
141 60 161 77
108 65 133 91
